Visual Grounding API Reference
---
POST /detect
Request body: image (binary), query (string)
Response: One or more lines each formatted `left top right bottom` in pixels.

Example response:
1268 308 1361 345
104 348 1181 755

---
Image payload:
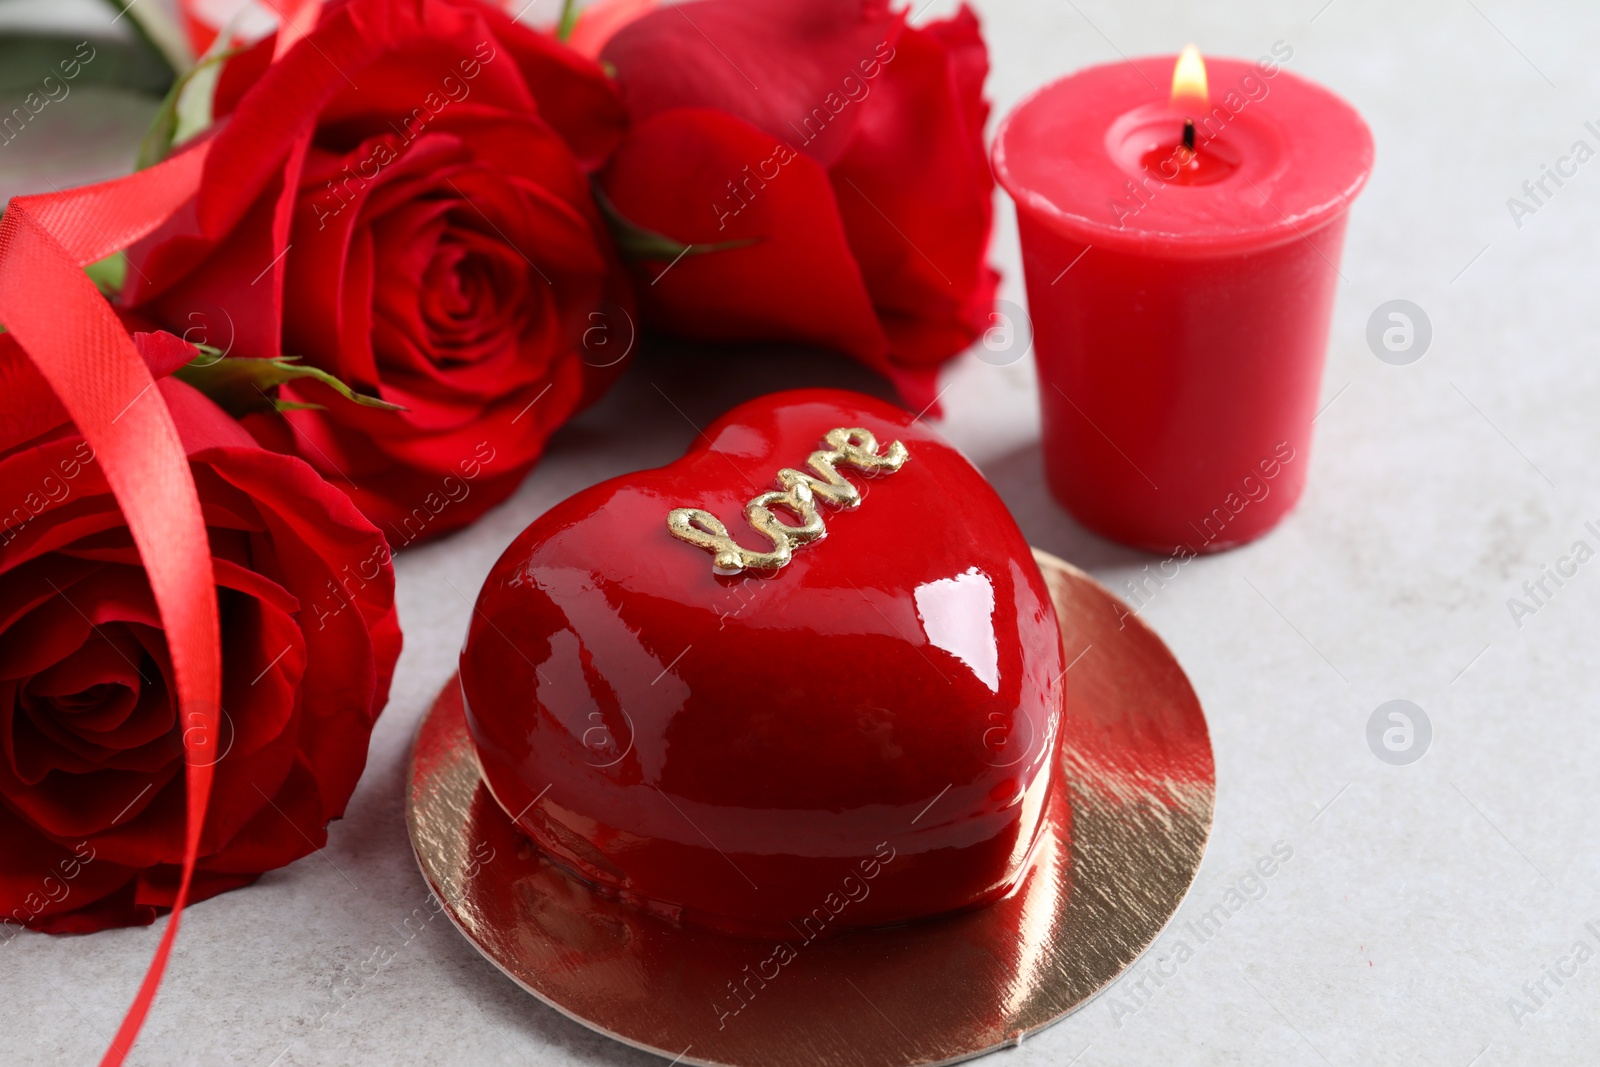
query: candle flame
1170 44 1208 109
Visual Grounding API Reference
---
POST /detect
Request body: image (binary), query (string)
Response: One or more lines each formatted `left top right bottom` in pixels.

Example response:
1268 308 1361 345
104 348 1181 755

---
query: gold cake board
406 549 1215 1066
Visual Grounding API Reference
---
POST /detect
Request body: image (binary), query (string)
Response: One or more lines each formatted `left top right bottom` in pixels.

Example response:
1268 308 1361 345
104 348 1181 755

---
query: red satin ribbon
0 3 318 1062
1 140 219 1067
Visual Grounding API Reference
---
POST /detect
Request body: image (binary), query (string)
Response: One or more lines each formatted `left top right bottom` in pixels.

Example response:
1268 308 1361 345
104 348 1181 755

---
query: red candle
993 48 1373 553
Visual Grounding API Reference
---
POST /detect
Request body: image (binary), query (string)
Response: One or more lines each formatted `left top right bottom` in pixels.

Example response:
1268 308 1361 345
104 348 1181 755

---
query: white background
4 0 1600 1064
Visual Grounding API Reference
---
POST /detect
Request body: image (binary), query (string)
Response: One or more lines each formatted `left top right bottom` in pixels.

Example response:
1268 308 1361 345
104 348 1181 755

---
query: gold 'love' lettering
666 427 909 575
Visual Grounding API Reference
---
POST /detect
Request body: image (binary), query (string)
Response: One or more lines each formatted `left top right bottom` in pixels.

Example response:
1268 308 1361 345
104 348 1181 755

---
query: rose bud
597 0 998 411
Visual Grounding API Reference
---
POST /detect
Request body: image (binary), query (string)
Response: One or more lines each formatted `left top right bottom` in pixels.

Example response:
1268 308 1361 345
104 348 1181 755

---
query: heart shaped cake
460 389 1064 934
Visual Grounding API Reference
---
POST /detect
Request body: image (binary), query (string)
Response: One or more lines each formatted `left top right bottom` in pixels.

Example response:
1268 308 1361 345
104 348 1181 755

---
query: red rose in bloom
597 0 997 408
0 332 400 933
126 0 631 544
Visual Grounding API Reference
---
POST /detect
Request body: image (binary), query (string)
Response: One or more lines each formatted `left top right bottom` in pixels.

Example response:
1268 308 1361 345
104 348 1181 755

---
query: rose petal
602 0 899 168
189 756 326 874
599 108 889 368
0 806 136 930
827 11 996 369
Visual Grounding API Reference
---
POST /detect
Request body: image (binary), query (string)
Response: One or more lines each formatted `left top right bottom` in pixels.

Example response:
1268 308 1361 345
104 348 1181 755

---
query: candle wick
1182 118 1196 152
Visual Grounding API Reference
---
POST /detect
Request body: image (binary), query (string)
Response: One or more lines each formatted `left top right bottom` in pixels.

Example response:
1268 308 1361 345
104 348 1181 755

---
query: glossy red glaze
460 389 1064 935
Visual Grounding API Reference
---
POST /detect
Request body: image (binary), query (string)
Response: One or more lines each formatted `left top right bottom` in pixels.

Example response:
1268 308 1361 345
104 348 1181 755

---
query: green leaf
136 43 239 170
174 354 407 417
189 343 227 367
84 251 128 297
592 186 758 263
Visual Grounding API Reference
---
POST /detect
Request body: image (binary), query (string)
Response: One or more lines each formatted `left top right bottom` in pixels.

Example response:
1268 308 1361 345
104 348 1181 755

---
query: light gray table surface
5 0 1600 1064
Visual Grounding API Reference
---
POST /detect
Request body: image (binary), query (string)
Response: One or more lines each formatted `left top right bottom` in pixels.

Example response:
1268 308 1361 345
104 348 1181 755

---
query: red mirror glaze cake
460 389 1064 934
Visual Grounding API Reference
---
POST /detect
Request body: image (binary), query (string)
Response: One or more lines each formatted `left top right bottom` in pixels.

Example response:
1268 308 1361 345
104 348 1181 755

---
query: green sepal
174 352 405 416
557 0 580 42
592 187 758 262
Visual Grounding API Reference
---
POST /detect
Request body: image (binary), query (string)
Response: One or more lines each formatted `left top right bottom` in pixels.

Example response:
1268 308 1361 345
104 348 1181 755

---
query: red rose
126 0 632 543
597 0 997 408
0 332 400 933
